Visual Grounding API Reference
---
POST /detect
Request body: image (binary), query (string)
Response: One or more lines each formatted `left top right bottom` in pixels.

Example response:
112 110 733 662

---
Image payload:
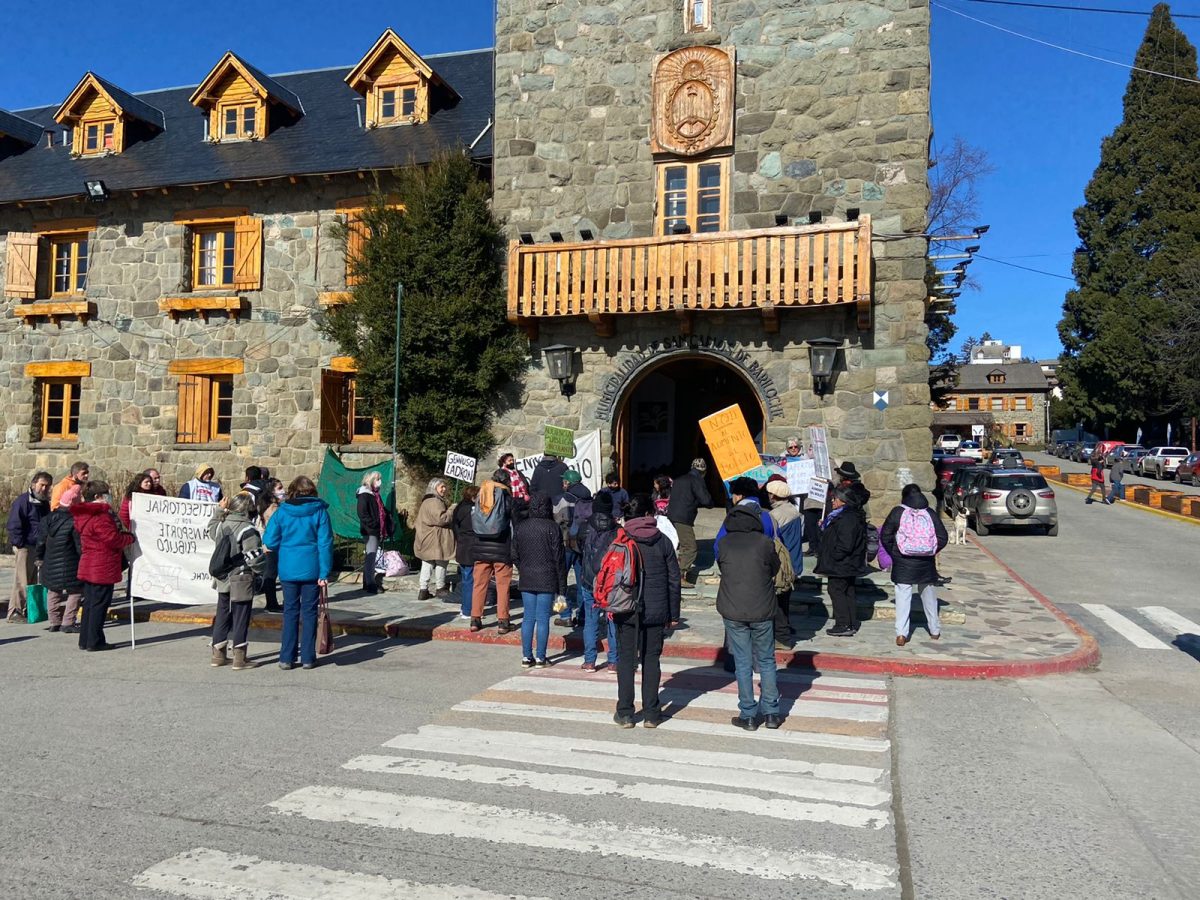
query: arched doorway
613 356 766 503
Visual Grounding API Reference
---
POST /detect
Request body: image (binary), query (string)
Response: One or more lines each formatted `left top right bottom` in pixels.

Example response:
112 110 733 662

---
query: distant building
1038 359 1062 399
931 363 1051 445
967 339 1022 365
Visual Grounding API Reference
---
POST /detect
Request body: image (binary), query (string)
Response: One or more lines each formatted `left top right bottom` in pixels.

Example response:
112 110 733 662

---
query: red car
933 456 978 513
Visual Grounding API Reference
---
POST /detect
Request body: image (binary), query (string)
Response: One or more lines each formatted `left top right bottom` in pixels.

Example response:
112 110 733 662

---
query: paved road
1037 449 1200 496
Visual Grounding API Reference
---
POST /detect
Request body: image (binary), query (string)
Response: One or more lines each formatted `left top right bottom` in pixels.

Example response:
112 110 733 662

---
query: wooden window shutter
319 371 349 444
345 211 366 287
5 232 40 299
232 216 263 290
176 374 213 443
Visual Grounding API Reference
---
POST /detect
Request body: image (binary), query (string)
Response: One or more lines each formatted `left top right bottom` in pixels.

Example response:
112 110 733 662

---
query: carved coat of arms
651 46 735 156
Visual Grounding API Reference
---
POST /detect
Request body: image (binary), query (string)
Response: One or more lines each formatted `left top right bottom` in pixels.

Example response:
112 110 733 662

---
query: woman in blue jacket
262 475 334 670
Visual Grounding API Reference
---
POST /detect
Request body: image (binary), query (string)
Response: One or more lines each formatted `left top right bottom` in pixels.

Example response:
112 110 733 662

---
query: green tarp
317 449 398 542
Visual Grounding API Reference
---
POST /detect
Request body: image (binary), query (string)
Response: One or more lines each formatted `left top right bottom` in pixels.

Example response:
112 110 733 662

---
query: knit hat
594 491 613 513
691 458 708 472
729 476 759 498
563 469 582 484
765 480 792 500
59 485 82 509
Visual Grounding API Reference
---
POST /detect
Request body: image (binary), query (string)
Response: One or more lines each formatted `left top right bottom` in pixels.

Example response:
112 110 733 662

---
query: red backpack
592 528 643 618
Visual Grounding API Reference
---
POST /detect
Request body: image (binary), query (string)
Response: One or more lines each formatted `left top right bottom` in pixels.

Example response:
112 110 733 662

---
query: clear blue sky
2 0 1187 362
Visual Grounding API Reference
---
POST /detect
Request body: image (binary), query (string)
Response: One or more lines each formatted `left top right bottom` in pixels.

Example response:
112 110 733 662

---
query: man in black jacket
716 487 783 731
530 455 568 502
880 484 948 646
6 471 51 623
665 458 712 585
815 485 868 637
35 484 83 633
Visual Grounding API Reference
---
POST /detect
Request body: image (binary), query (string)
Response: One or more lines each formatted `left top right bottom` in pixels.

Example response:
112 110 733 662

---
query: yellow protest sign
699 404 762 481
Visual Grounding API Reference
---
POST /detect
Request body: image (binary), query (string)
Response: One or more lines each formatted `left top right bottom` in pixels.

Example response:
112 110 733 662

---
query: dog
952 511 968 545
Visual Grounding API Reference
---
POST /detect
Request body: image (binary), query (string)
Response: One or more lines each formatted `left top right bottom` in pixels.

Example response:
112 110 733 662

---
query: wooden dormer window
987 370 1006 385
222 104 258 140
190 52 303 144
346 29 459 128
54 73 164 157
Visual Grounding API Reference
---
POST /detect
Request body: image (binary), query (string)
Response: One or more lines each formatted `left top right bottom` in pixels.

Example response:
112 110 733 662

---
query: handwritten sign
515 429 602 494
807 477 829 506
809 426 832 481
443 452 477 484
129 494 219 605
544 425 576 459
700 404 762 481
787 458 815 496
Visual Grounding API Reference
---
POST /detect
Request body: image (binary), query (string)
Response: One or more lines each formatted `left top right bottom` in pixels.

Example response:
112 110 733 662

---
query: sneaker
278 662 294 671
553 617 573 627
605 663 619 674
534 658 550 668
642 717 661 729
825 625 854 637
457 613 471 621
730 716 759 731
580 662 597 673
613 713 635 729
521 657 535 668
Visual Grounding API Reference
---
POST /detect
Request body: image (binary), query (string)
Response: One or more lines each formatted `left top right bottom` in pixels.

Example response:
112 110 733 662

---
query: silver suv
968 469 1058 537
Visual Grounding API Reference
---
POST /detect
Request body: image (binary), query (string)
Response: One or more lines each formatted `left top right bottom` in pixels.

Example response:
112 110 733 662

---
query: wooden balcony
507 216 872 337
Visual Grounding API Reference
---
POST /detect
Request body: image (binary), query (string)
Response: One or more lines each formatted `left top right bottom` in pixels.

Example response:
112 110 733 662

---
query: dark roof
0 108 44 147
0 49 493 205
92 74 167 131
931 411 995 426
231 54 304 116
955 363 1049 392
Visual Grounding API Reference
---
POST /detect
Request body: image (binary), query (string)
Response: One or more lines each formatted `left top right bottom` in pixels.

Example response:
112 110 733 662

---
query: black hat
594 491 613 513
836 461 861 481
729 476 760 498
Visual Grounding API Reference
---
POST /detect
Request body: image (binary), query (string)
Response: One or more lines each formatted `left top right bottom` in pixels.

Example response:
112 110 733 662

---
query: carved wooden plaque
651 46 735 156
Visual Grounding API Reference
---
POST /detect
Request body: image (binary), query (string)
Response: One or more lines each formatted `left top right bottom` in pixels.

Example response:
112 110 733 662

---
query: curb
1053 479 1200 526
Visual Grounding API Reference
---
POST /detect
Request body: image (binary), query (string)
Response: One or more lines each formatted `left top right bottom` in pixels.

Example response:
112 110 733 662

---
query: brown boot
211 646 228 667
232 647 256 670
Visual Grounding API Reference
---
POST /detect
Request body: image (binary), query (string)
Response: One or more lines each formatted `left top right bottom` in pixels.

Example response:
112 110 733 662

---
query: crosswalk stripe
397 725 884 783
1080 604 1171 649
656 661 890 691
344 754 891 829
378 731 888 806
133 847 553 899
270 786 898 890
487 675 889 723
450 699 891 753
1138 606 1200 642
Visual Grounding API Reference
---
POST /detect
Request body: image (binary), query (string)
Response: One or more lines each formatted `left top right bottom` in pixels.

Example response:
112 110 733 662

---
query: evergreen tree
1058 3 1200 434
320 151 527 476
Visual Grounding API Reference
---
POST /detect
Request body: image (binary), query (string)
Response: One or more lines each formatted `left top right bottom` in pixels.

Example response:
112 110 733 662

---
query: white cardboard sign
444 452 478 484
129 493 219 605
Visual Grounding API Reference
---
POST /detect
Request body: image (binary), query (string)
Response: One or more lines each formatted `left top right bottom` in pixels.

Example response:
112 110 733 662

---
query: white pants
895 582 940 637
419 560 447 590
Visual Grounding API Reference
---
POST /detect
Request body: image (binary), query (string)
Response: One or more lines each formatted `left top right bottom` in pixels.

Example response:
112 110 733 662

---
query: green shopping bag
26 585 48 624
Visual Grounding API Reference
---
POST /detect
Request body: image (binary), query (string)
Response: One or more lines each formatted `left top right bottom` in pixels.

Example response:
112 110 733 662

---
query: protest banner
807 477 829 505
514 429 602 493
130 493 219 605
544 425 576 458
787 457 815 496
443 452 477 484
700 404 762 481
809 425 832 480
723 454 786 493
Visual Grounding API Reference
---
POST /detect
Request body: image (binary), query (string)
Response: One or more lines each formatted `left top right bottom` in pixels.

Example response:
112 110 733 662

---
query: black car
946 467 991 518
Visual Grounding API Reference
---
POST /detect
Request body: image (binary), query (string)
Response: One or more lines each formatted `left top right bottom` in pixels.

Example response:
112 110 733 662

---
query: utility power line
976 253 1077 280
964 0 1200 19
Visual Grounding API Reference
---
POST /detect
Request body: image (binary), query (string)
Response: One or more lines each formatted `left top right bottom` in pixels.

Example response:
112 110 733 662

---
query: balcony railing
507 215 872 334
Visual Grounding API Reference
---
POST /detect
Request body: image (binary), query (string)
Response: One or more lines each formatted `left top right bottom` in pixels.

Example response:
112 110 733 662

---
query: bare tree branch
928 136 994 238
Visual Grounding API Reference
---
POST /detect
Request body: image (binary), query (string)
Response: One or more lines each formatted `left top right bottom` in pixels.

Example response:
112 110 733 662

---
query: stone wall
0 177 392 493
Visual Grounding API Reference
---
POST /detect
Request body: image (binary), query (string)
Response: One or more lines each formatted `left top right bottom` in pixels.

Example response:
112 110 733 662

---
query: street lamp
807 338 840 397
543 344 578 397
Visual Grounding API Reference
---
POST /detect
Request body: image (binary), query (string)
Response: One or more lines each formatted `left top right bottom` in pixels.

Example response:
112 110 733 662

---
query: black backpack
209 524 254 579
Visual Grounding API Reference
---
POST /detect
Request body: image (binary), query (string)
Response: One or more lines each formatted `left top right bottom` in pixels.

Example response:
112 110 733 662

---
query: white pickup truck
936 433 963 452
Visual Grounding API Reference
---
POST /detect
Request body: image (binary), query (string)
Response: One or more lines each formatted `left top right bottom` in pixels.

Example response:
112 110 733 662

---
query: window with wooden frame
220 103 258 140
192 225 236 288
50 233 89 296
179 212 263 292
83 119 117 154
656 157 728 235
1014 423 1029 439
375 80 423 125
1013 396 1030 411
686 0 712 31
987 371 1006 384
39 378 82 441
990 396 1004 412
967 397 981 411
320 366 381 444
176 374 234 444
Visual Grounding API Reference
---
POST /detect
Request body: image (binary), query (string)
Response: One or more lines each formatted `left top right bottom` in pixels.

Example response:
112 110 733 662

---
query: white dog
952 511 968 544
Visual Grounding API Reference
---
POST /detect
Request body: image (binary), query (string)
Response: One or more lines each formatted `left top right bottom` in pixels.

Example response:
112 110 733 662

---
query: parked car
1071 442 1098 463
946 466 991 518
1175 452 1200 486
1139 446 1190 479
957 440 983 460
1106 444 1143 467
1095 440 1125 465
933 456 977 513
970 470 1058 537
936 433 963 452
932 447 948 462
989 448 1025 468
1057 441 1080 459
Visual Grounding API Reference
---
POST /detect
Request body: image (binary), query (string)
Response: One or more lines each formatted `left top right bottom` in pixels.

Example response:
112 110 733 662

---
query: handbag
26 585 48 624
317 584 335 655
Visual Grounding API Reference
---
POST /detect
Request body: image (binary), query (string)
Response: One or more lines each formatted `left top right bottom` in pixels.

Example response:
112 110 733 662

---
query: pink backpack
895 507 938 557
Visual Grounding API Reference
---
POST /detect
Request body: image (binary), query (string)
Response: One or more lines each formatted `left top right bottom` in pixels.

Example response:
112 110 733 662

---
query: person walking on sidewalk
880 484 949 646
6 471 51 623
356 471 393 595
511 493 566 666
414 478 455 601
1109 453 1131 503
207 492 269 670
666 458 712 586
1085 450 1107 504
613 494 681 729
35 484 83 633
452 485 481 622
471 473 515 635
262 476 334 671
71 481 134 651
766 480 804 648
577 491 620 672
815 485 868 637
716 498 783 731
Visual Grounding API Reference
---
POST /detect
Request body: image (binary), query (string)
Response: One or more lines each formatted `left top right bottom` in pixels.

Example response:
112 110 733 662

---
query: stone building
0 32 492 490
932 363 1051 446
492 0 935 507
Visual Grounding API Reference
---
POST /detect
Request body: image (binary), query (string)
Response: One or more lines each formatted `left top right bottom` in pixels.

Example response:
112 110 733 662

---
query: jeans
80 582 113 650
562 550 580 616
724 619 781 720
616 618 664 721
827 576 858 630
363 535 380 592
895 582 940 637
579 580 618 665
419 560 447 590
472 562 513 620
459 564 475 617
281 580 319 666
1108 481 1125 502
212 592 253 649
521 591 554 660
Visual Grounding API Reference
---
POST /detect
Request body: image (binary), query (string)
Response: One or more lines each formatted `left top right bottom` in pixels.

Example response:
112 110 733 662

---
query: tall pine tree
1058 3 1200 434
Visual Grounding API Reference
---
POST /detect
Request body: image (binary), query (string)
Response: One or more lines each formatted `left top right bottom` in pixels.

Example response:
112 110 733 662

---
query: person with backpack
511 493 566 665
602 494 680 728
577 491 620 672
712 477 776 560
471 473 515 634
814 485 868 637
35 484 84 633
880 483 949 645
766 480 804 649
355 471 393 595
553 470 592 627
1085 450 1107 505
71 481 135 651
716 491 783 731
665 459 712 586
207 492 269 670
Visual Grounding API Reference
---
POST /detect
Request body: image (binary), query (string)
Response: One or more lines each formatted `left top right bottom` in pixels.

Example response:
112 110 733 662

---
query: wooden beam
158 296 245 321
166 357 245 375
761 303 779 334
24 361 91 378
318 291 352 308
12 301 94 325
33 217 98 235
588 313 615 338
173 207 250 225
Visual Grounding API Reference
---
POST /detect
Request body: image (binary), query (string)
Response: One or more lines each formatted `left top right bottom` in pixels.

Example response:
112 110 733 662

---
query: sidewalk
1 536 1090 679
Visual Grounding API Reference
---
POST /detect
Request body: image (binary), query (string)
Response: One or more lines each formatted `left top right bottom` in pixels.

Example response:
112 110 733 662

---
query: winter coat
665 468 713 526
814 499 868 579
1111 458 1132 483
413 494 455 562
261 496 334 583
623 516 681 626
51 475 79 511
713 500 775 560
180 479 222 503
118 492 149 530
71 501 134 585
530 457 568 502
880 489 948 586
715 505 780 623
473 482 513 565
6 490 48 549
207 509 267 593
598 486 630 513
579 510 618 585
356 486 392 540
769 500 805 577
511 494 566 595
451 499 478 567
35 508 83 593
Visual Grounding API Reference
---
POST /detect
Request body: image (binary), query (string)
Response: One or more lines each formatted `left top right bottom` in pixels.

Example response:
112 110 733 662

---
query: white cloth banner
130 493 219 605
513 429 602 494
786 458 814 496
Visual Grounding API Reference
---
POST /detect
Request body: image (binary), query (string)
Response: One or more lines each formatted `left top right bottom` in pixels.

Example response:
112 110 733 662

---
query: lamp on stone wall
84 180 109 203
543 344 578 397
807 338 840 397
